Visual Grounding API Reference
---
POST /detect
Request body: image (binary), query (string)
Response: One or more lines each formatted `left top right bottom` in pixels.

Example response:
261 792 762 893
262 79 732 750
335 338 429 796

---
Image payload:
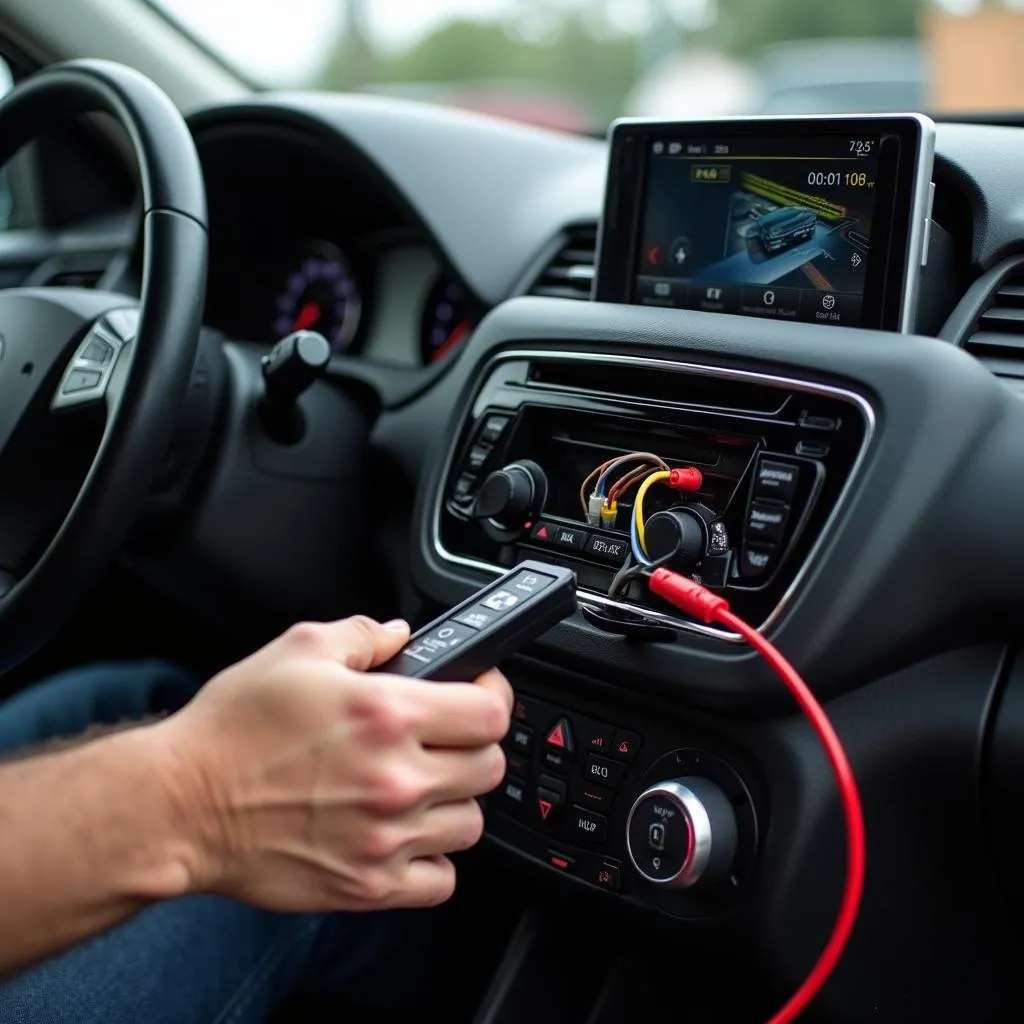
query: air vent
529 225 597 300
24 251 118 291
45 267 105 288
962 268 1024 377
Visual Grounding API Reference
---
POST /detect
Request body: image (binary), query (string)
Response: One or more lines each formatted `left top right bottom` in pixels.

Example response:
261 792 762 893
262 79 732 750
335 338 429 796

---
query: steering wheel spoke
50 310 137 413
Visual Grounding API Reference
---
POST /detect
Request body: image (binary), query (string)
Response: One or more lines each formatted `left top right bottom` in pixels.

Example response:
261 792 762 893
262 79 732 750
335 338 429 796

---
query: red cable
648 570 866 1024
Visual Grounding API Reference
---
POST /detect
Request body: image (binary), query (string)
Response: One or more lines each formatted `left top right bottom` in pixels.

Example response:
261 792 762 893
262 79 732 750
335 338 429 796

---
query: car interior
3 1 1024 1021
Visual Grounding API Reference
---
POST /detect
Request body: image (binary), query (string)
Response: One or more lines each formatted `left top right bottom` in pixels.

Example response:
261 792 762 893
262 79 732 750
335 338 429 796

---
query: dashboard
12 86 1024 1023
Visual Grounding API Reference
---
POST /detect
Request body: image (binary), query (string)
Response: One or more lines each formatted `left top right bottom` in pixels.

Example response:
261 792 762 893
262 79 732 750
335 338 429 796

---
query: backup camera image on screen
633 135 882 327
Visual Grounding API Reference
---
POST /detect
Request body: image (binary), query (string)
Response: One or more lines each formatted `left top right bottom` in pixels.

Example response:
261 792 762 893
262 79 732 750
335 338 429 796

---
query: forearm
0 723 203 975
0 717 164 765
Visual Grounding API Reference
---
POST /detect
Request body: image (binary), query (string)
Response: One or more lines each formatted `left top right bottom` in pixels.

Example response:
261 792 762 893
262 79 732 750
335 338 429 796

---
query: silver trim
430 350 877 642
600 113 937 336
900 118 936 332
625 780 713 889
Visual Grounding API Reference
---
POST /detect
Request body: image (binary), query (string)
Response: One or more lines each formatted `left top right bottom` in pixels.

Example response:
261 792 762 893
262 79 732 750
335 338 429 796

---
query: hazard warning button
545 716 575 755
530 520 587 552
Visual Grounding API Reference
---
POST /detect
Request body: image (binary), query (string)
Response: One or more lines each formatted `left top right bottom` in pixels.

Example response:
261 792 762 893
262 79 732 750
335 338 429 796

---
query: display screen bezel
594 115 931 333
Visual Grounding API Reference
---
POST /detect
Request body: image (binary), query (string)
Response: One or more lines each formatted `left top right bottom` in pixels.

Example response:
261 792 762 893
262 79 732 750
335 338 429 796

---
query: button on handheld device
377 561 578 680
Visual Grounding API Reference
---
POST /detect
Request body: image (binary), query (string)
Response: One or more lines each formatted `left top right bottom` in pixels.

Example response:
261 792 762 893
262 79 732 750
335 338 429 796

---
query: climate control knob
626 777 737 889
472 460 547 530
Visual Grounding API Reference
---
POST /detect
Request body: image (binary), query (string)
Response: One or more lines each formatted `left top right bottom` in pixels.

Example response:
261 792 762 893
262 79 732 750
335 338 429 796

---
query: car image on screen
758 205 818 253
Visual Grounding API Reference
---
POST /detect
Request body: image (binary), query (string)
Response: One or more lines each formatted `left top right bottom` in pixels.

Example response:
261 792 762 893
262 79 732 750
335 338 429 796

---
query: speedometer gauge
421 276 474 364
274 243 361 354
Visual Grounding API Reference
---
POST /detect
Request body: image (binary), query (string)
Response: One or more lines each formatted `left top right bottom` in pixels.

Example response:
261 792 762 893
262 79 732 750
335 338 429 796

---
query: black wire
608 542 681 600
608 556 641 600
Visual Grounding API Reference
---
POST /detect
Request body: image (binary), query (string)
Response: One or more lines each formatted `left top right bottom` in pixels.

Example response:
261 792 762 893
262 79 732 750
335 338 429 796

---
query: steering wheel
0 60 207 671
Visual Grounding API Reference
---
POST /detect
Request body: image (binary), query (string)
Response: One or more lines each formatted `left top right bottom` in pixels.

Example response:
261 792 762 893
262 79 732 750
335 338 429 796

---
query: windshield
151 0 1020 130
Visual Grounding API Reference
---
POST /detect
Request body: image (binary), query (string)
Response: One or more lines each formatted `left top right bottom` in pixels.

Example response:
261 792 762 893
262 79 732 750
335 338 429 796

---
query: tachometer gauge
274 243 361 354
421 275 474 365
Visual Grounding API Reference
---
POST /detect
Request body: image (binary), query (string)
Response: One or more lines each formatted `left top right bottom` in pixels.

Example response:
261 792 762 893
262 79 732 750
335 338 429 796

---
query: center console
429 346 872 916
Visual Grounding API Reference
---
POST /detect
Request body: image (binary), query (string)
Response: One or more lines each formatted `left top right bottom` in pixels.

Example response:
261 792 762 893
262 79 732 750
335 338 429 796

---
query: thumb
316 615 411 671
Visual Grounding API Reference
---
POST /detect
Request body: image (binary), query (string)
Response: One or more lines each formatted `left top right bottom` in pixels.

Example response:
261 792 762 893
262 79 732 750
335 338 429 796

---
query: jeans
0 662 435 1024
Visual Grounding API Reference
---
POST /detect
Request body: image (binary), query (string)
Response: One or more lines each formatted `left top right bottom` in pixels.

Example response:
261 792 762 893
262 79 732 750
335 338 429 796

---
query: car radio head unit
594 114 935 333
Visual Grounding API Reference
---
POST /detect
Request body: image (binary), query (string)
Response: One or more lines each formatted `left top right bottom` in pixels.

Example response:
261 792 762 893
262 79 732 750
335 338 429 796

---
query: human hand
156 616 512 912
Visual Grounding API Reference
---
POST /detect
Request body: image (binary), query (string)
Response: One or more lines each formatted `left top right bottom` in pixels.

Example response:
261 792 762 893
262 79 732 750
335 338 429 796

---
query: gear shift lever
259 330 331 443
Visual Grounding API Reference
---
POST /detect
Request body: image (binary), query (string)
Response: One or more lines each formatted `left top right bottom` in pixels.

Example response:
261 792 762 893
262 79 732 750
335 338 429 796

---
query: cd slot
527 361 790 416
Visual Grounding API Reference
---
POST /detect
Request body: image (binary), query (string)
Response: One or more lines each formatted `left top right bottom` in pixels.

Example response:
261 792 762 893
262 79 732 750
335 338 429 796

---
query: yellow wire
579 452 669 515
634 470 670 556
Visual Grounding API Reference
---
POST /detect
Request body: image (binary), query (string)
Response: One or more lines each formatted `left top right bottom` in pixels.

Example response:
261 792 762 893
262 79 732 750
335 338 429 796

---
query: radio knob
472 460 547 529
644 506 707 569
626 777 737 889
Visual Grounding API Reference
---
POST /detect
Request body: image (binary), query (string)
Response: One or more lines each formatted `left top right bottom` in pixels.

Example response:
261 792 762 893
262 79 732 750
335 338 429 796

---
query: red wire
647 570 866 1024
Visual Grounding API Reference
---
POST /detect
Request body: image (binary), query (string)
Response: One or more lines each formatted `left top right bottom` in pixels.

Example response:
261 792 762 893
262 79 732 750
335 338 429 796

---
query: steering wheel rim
0 59 207 671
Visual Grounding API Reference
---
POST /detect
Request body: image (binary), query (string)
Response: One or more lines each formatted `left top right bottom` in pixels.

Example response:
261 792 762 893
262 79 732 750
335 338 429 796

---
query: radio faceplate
433 351 873 639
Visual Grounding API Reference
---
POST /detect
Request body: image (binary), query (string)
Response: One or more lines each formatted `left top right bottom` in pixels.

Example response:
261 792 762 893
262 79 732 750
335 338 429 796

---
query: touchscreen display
596 115 934 332
633 134 882 327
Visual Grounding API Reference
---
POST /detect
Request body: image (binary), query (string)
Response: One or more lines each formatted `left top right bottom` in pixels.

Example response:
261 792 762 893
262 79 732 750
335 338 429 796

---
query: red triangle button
536 525 549 540
544 717 574 754
538 799 553 820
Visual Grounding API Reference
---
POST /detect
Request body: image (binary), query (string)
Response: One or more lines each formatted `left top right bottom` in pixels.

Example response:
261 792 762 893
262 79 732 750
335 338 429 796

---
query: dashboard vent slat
996 283 1024 306
529 225 598 301
961 266 1024 375
980 306 1024 330
968 330 1024 352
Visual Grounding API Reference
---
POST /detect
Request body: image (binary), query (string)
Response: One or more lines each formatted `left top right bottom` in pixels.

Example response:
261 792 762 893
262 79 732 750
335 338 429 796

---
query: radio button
754 459 799 503
480 415 509 444
745 501 789 545
611 729 641 762
795 440 830 458
569 806 608 846
505 723 534 755
579 719 614 754
499 776 527 812
532 521 588 552
546 849 575 873
584 754 626 788
467 444 491 471
452 474 476 502
535 775 567 823
590 859 621 892
740 545 775 579
584 533 629 563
